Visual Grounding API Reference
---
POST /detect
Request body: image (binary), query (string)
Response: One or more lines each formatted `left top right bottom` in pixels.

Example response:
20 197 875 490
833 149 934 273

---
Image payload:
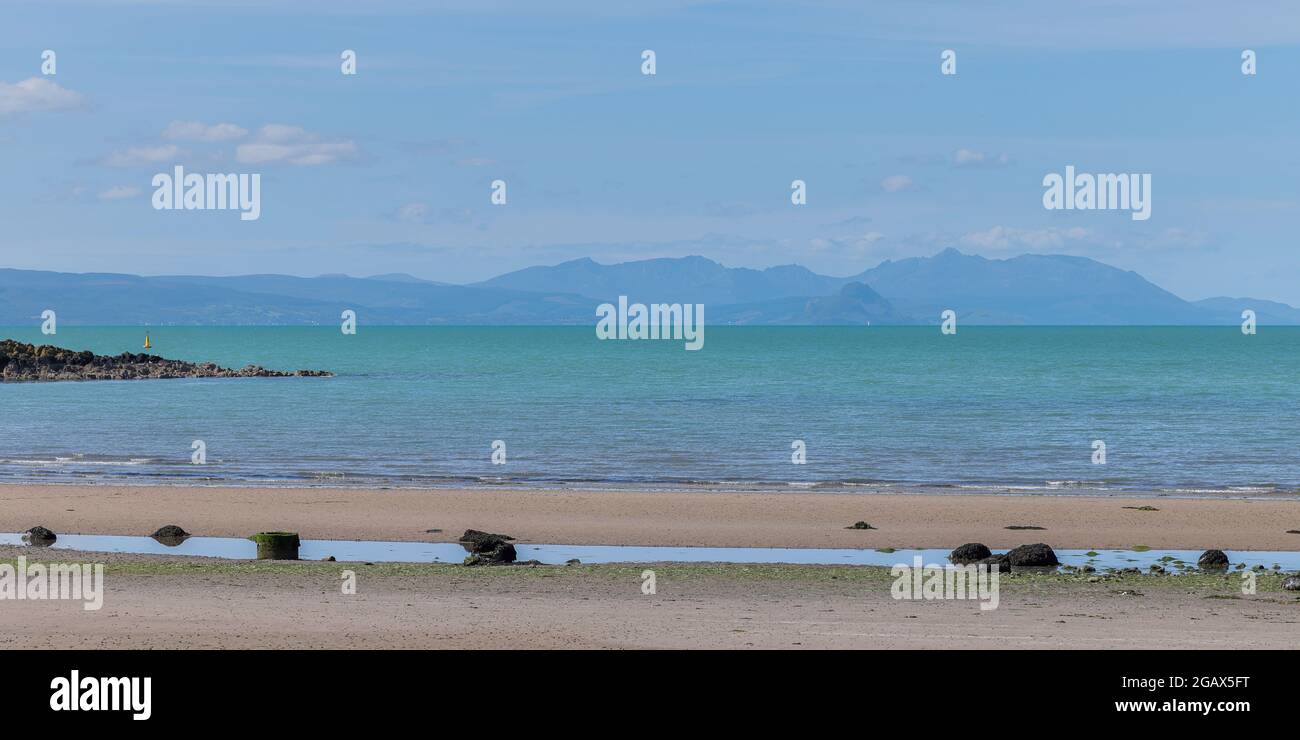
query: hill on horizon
0 250 1294 326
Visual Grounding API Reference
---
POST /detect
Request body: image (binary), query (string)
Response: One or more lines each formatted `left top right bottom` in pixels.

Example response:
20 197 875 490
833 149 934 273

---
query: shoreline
3 477 1296 501
3 483 1299 550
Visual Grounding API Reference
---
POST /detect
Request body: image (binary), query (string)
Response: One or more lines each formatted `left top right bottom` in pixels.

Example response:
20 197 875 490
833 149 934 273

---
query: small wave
3 457 152 466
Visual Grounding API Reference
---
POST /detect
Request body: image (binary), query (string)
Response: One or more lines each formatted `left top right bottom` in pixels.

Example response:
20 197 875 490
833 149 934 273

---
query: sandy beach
2 547 1297 650
4 484 1298 649
3 483 1299 550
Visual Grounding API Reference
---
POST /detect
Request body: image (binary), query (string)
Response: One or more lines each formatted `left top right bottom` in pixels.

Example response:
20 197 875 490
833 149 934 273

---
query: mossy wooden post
250 531 300 560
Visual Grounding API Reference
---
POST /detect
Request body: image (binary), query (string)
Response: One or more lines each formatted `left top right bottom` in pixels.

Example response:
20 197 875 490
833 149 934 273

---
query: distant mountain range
2 249 1295 325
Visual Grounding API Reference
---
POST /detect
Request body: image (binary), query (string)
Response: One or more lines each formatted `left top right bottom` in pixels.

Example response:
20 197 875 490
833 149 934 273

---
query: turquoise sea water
1 326 1297 495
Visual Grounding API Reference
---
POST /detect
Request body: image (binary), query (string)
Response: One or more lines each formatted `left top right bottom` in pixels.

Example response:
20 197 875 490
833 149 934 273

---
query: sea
1 326 1297 497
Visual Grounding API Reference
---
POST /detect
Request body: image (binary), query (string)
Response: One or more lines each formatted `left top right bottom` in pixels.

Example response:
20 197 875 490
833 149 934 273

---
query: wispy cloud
881 175 916 193
0 78 84 117
952 149 1011 169
961 225 1090 251
393 202 474 225
162 120 248 142
97 185 141 201
236 124 358 166
100 144 181 168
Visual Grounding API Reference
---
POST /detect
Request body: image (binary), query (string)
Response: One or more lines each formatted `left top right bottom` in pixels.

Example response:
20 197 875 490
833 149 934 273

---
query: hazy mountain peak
3 250 1297 325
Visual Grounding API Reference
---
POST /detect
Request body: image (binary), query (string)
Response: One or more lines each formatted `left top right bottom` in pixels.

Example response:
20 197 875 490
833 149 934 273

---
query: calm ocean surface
1 326 1297 496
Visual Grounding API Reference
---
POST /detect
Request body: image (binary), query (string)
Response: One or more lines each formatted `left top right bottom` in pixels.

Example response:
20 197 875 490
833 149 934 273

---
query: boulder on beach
21 526 57 545
949 542 992 564
1282 576 1300 591
1198 549 1230 569
1005 543 1059 567
458 529 515 553
150 524 191 546
975 554 1012 573
463 541 517 566
459 529 518 565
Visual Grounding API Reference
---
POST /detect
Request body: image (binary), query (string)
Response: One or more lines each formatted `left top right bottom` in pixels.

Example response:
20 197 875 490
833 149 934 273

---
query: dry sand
3 483 1300 549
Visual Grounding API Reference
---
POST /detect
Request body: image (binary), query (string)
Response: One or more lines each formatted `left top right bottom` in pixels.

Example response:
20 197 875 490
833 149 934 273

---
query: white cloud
881 175 916 192
100 144 181 168
0 77 84 117
961 225 1091 251
98 185 141 201
162 120 248 142
395 202 431 222
952 149 1011 168
392 202 474 225
236 124 358 166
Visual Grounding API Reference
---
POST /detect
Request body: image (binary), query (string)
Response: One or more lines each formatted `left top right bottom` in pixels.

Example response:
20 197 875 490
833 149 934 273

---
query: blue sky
3 0 1299 303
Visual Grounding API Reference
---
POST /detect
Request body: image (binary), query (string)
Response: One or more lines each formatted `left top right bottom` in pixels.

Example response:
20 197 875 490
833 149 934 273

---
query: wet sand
2 548 1296 650
2 483 1299 549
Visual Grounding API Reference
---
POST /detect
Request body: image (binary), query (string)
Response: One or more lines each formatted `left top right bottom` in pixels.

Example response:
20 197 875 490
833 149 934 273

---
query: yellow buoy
143 333 152 350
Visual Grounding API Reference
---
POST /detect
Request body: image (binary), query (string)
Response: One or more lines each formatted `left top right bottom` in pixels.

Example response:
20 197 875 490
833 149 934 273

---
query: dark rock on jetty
949 543 992 564
459 529 517 566
1005 543 1059 567
0 339 331 382
22 526 57 545
1198 549 1230 569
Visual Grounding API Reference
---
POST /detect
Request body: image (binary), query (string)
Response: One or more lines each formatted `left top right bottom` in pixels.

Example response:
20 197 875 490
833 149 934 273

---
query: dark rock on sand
150 524 190 542
322 556 336 562
1005 543 1059 567
846 521 875 530
463 541 517 566
22 526 57 545
1198 549 1230 569
1003 525 1045 530
460 529 518 565
975 554 1012 573
1282 576 1300 591
949 543 992 564
0 339 331 382
458 529 516 552
566 559 581 566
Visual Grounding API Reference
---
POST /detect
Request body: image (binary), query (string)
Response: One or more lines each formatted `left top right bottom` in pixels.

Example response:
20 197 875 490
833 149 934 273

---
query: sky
2 0 1299 303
